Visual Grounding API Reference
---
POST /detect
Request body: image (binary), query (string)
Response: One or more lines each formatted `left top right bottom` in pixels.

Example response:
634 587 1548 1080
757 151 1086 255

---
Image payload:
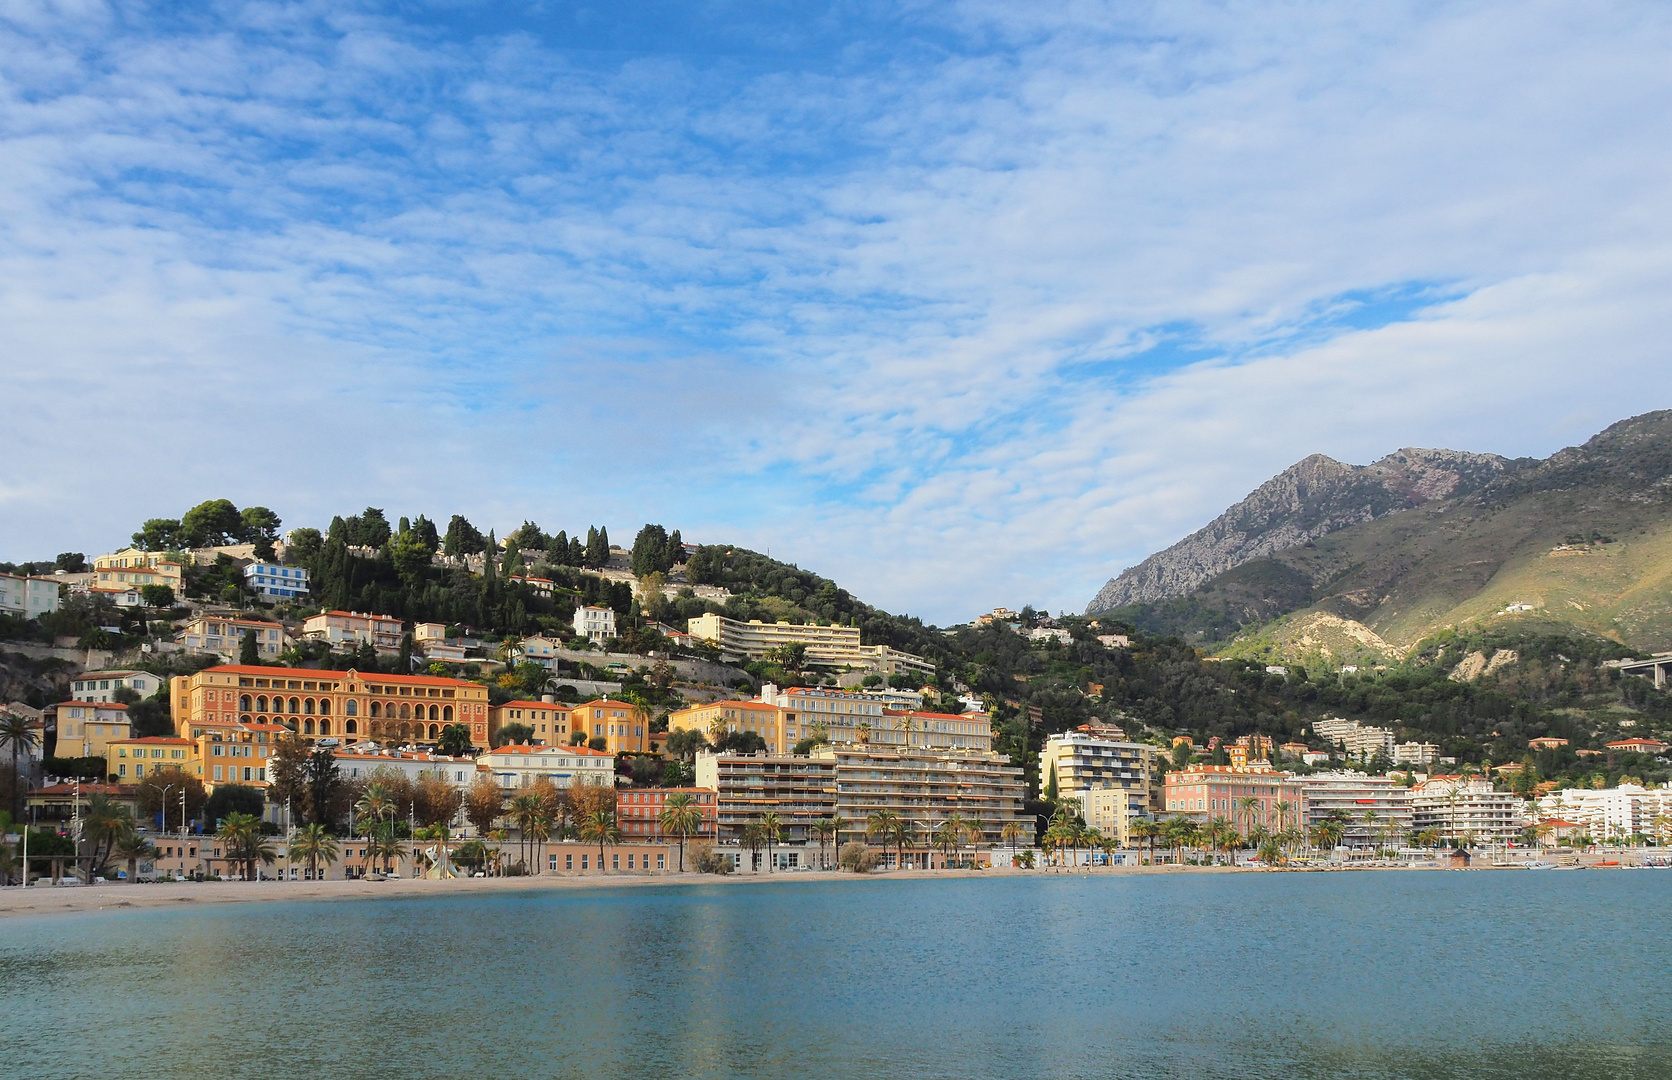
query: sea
2 870 1668 1079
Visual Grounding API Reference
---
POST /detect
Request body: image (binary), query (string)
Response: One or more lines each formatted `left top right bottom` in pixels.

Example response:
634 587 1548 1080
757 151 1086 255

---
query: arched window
319 699 330 715
256 696 268 713
400 723 411 739
239 695 252 711
240 714 252 724
398 703 411 720
303 719 315 735
289 697 300 714
304 698 315 714
369 702 381 718
319 720 331 736
345 700 357 716
428 704 439 721
345 720 357 735
443 705 453 722
428 723 438 739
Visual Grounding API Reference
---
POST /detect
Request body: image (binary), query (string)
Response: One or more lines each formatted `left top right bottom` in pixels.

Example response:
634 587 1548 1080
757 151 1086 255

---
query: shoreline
0 860 1518 920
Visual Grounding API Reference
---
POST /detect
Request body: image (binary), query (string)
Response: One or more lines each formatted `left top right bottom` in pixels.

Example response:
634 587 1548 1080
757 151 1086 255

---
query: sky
5 1 1672 625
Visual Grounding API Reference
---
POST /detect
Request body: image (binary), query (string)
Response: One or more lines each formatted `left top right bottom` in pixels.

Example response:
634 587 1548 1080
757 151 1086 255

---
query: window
581 854 588 869
612 855 620 870
566 854 573 869
657 854 665 869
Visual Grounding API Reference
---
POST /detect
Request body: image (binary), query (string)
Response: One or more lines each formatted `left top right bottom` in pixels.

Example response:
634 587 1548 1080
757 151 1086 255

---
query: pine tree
239 629 260 666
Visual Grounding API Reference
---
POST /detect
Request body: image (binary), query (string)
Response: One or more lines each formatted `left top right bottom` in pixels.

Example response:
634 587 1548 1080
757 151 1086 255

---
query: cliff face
1087 447 1514 612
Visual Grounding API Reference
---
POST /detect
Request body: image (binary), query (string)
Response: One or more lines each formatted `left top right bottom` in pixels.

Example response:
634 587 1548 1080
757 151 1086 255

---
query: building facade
52 701 132 760
1041 729 1155 845
573 606 617 645
695 751 839 844
243 562 310 599
617 787 719 841
1535 784 1672 842
477 742 615 790
1295 771 1414 847
92 549 186 593
302 610 404 653
1163 765 1309 834
571 699 650 754
108 736 195 782
668 685 993 755
491 701 573 745
1410 775 1525 844
815 745 1027 850
686 613 934 675
170 665 493 749
175 616 290 661
0 572 62 619
70 669 167 703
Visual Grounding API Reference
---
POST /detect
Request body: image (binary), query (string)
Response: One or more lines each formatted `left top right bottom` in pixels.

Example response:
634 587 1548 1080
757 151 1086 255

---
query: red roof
111 736 193 745
573 699 643 711
485 743 611 757
206 665 478 688
497 701 574 711
54 701 129 711
1607 739 1668 750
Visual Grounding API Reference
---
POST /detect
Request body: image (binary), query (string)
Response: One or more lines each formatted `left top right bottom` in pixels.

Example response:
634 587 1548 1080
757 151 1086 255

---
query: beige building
0 572 62 619
108 736 196 782
668 684 993 755
478 742 616 791
71 669 168 703
1041 729 1155 845
492 700 573 745
53 701 132 761
694 751 838 844
1295 771 1414 847
175 616 291 661
1411 775 1524 845
814 744 1027 854
686 613 934 675
170 664 493 749
571 699 651 755
92 549 186 593
302 610 404 653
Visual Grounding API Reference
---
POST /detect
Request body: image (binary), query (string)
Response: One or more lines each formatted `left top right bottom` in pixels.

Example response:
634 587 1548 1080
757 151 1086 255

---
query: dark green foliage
54 552 87 573
204 783 264 825
444 515 486 556
332 508 392 548
494 722 535 747
239 629 259 665
1104 559 1316 644
630 524 683 577
43 756 105 779
303 749 342 828
437 723 473 756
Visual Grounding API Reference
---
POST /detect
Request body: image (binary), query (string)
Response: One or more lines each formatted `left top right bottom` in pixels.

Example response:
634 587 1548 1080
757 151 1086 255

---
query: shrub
691 842 732 874
839 842 878 873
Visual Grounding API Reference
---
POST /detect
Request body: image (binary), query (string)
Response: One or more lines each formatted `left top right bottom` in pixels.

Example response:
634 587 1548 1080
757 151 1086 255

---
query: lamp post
154 782 176 879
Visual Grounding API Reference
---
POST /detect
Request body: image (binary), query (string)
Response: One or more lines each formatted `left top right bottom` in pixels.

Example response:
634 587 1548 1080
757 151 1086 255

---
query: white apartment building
1296 771 1414 847
70 669 167 703
1410 775 1525 845
303 610 403 653
1041 729 1155 845
1535 784 1672 843
333 749 481 788
765 683 991 752
687 612 934 676
0 572 61 620
243 561 310 599
1394 741 1440 766
1313 717 1396 761
477 742 615 790
574 606 617 645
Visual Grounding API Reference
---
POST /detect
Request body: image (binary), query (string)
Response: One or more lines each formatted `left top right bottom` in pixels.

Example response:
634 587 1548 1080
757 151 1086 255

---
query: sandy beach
0 863 1271 919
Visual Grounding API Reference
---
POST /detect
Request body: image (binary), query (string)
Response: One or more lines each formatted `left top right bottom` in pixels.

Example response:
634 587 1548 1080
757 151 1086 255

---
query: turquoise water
2 871 1669 1079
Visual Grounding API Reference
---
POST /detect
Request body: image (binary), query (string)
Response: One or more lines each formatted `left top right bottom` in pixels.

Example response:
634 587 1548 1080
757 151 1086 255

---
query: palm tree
217 811 276 881
855 720 872 745
0 712 40 822
932 819 960 868
757 810 784 872
577 809 620 870
897 715 917 749
1362 809 1381 854
1274 800 1294 836
369 828 406 876
81 793 133 878
658 792 704 871
867 809 903 869
1236 796 1261 847
114 831 154 884
809 815 840 869
960 815 985 869
510 792 543 873
741 822 766 871
289 823 340 880
1001 820 1027 866
1129 819 1161 865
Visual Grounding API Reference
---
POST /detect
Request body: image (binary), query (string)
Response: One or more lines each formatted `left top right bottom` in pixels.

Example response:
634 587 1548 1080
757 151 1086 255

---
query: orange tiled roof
497 701 574 711
205 665 479 688
53 701 129 711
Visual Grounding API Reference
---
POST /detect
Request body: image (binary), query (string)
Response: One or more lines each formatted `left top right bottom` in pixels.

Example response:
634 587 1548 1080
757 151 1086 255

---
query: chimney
541 694 555 703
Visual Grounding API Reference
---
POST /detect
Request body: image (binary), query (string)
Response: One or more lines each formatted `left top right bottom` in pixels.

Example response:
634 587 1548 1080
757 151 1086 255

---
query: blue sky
6 1 1672 623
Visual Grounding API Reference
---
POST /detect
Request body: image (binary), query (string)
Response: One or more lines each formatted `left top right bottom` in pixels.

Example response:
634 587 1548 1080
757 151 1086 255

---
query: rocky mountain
1089 410 1672 657
1087 447 1517 612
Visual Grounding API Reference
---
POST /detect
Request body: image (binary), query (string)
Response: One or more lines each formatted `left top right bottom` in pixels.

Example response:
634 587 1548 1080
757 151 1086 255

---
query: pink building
1164 764 1308 831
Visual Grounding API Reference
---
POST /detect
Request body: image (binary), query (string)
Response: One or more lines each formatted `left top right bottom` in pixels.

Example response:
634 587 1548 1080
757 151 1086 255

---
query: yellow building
190 721 289 790
491 701 573 745
668 699 789 751
571 699 651 755
52 701 131 762
109 736 195 782
93 548 186 593
170 665 493 749
175 616 291 661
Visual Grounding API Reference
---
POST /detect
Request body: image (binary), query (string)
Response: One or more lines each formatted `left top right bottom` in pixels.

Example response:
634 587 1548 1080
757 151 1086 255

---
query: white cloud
3 2 1672 622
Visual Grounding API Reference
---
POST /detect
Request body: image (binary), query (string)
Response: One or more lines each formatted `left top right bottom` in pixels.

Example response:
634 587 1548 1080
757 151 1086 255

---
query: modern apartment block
1295 771 1414 847
686 612 935 675
1535 784 1672 842
1163 764 1309 833
814 745 1027 849
668 683 993 754
694 751 839 843
1410 775 1524 844
1040 728 1155 844
243 561 310 599
1312 717 1396 761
